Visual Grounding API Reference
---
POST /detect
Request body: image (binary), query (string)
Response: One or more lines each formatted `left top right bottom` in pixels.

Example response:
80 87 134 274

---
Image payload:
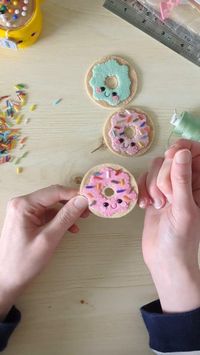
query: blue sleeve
0 306 21 352
141 300 200 353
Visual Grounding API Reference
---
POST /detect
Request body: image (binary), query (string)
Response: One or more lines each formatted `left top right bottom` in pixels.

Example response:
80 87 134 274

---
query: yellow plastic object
0 0 42 49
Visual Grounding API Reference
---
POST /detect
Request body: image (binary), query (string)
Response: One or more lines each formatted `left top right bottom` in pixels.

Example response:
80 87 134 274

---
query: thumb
171 149 193 211
45 195 88 240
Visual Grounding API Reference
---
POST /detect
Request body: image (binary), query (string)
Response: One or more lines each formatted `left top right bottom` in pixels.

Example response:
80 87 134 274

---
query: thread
170 111 200 142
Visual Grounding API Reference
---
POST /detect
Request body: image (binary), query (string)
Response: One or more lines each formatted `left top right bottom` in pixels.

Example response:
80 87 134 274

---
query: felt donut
86 56 138 109
103 108 154 157
80 164 138 218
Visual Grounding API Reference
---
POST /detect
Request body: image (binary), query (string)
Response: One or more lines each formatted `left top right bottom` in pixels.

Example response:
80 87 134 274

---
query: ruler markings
103 0 200 67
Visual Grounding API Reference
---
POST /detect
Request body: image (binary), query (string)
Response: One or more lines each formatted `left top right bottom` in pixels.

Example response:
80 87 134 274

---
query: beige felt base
85 55 138 109
80 163 138 219
103 107 155 158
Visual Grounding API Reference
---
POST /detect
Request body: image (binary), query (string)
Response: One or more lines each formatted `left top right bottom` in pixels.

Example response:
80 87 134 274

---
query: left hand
0 185 88 321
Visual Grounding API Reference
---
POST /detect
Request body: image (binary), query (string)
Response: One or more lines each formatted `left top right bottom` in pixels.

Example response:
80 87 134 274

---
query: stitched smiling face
89 59 132 106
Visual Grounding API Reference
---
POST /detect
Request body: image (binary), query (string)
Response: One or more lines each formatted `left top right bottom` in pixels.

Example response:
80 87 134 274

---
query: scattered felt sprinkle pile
0 83 35 173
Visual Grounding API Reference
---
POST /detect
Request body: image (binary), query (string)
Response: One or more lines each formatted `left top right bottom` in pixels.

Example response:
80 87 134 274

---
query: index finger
165 139 200 159
24 185 78 208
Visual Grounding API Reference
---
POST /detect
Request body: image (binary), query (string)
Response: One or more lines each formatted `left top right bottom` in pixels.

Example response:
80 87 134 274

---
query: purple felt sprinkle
117 189 126 193
111 180 119 184
86 185 94 189
140 122 146 127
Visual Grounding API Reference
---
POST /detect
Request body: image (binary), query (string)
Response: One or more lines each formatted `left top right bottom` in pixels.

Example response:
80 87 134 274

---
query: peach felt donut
103 108 154 157
80 164 138 218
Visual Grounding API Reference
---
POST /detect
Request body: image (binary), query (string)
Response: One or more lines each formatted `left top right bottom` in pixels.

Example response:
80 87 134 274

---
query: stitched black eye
112 92 117 96
119 138 124 143
31 32 36 37
100 87 105 92
117 199 122 204
103 202 109 207
131 142 136 147
17 40 23 44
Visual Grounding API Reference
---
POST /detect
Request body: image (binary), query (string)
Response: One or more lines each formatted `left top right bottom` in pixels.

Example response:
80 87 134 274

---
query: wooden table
1 1 200 354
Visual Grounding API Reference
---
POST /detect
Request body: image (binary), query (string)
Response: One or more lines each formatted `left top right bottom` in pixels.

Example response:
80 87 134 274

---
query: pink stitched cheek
96 87 102 93
112 95 119 102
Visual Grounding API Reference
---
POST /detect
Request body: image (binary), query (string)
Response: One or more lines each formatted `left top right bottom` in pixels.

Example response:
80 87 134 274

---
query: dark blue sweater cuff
141 300 200 353
0 306 21 352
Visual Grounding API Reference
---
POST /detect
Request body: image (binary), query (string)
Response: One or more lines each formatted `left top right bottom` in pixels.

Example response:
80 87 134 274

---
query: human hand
0 185 88 321
138 139 200 313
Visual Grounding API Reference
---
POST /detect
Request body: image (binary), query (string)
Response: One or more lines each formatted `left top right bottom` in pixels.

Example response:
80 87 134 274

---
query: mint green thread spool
171 111 200 142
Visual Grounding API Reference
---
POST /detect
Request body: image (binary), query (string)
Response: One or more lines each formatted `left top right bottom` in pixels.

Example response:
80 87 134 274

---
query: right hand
138 139 200 313
0 185 88 320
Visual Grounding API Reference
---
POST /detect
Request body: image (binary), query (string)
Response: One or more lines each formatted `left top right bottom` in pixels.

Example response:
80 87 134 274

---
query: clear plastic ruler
103 0 200 67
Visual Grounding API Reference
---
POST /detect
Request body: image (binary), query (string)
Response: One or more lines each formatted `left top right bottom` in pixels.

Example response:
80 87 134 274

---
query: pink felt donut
103 108 154 157
80 164 138 218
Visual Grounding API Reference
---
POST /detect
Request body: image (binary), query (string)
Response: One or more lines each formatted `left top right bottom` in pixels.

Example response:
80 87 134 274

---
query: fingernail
139 199 146 208
72 225 79 233
153 199 163 209
165 144 178 157
73 196 88 209
175 149 191 164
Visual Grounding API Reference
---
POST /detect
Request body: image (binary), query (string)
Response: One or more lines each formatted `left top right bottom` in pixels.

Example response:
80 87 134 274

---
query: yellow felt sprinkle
137 141 144 148
30 104 37 112
16 167 23 174
15 115 23 124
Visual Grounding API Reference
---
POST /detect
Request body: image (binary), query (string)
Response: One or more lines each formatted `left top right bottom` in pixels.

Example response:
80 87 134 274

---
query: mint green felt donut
89 58 133 107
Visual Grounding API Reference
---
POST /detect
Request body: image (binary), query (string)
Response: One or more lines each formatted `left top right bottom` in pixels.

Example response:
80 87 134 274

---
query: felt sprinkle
94 172 103 176
96 183 102 190
15 84 26 90
0 155 11 164
20 151 29 159
117 189 126 193
15 114 23 124
20 136 27 145
106 170 110 178
137 142 144 148
86 185 94 189
15 151 29 164
0 96 10 102
30 104 37 112
14 157 21 165
24 118 30 125
111 180 119 184
111 131 116 137
94 176 103 180
140 121 146 127
127 116 132 123
87 193 94 198
53 98 62 106
123 195 131 202
16 166 23 174
115 169 122 176
141 134 148 139
114 126 121 129
120 179 125 186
